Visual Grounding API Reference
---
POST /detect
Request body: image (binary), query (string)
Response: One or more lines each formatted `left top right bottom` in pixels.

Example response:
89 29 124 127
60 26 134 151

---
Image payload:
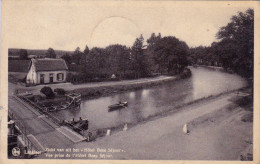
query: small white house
26 58 68 85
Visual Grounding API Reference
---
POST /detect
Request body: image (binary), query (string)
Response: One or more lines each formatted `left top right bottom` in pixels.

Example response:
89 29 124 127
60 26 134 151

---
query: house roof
31 58 68 72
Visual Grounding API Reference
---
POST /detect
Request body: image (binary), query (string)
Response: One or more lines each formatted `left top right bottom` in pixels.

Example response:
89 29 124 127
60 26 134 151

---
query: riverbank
193 65 224 71
32 67 248 138
72 75 179 99
9 74 181 100
68 88 253 160
78 87 251 141
9 69 193 99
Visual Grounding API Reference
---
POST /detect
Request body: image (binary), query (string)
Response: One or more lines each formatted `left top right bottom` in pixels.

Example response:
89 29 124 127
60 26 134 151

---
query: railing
13 95 88 141
17 95 62 125
8 111 35 153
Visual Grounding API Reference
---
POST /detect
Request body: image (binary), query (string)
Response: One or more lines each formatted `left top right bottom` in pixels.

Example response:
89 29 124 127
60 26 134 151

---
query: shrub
241 113 253 122
40 86 55 99
32 95 44 102
180 68 192 78
54 88 66 95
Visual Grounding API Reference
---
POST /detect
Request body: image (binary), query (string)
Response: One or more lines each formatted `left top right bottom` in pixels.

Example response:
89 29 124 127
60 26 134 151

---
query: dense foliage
54 88 66 95
217 8 254 78
19 49 28 60
61 34 190 82
190 9 254 78
46 48 56 58
40 86 55 99
150 36 190 74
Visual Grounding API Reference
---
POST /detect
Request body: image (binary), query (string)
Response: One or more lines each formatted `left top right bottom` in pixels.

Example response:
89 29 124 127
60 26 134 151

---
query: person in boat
119 101 122 104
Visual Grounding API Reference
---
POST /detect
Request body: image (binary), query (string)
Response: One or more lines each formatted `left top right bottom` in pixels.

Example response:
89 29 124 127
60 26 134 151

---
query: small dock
44 93 81 112
65 93 81 106
56 126 86 143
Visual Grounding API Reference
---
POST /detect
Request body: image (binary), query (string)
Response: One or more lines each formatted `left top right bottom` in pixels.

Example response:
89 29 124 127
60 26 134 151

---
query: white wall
26 63 37 84
36 70 67 84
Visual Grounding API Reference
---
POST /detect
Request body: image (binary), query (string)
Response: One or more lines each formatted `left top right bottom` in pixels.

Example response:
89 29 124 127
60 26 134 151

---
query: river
52 67 247 131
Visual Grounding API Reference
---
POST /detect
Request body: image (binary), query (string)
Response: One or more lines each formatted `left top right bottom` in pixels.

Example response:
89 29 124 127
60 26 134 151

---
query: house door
49 73 54 83
40 74 44 84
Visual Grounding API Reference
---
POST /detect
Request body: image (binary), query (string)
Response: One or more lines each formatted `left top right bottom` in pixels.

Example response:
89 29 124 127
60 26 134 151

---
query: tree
153 36 189 74
105 44 131 78
131 34 149 78
79 53 87 73
147 33 161 50
72 47 82 65
75 47 81 54
78 45 90 73
146 33 162 73
40 86 55 99
19 49 28 60
46 48 56 58
61 53 72 64
86 47 107 77
216 8 254 78
83 45 90 55
189 45 219 66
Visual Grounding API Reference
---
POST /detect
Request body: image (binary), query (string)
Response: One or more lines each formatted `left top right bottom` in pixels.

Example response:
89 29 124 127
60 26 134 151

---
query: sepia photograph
1 0 259 162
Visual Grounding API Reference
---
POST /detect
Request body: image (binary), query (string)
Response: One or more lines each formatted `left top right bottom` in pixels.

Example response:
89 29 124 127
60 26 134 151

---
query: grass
8 60 30 72
8 72 27 84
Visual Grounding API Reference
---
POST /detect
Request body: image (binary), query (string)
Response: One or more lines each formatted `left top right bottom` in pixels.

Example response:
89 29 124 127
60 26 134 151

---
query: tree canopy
147 35 190 74
61 33 191 81
217 8 254 77
46 48 56 58
189 8 254 78
131 34 151 78
19 49 28 60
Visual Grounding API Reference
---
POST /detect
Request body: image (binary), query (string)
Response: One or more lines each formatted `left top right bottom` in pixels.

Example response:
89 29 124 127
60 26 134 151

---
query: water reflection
52 67 247 131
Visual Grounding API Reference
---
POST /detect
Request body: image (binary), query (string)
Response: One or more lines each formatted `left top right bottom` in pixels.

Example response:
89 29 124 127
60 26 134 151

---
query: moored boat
108 101 128 111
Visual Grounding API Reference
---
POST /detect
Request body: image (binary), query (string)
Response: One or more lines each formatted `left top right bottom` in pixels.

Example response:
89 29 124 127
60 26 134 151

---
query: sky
3 1 252 51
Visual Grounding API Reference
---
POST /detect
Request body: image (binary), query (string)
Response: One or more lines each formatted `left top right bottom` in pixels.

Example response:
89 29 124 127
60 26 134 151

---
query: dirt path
70 92 252 160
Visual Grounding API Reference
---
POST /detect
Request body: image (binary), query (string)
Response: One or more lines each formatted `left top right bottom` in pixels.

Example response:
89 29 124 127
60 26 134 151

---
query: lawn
8 72 27 84
8 60 30 72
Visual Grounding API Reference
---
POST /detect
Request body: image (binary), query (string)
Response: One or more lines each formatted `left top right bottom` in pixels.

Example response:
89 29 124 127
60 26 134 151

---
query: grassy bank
69 68 191 99
69 76 180 99
194 65 224 71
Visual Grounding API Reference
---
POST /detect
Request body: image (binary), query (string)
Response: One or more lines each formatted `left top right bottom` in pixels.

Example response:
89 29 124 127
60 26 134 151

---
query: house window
57 73 64 81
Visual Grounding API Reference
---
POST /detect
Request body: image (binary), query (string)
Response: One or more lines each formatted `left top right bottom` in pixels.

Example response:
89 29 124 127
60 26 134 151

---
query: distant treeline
9 8 254 80
63 34 190 80
8 48 73 59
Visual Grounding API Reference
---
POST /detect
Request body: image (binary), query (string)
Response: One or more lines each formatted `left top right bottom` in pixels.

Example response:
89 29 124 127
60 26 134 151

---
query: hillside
8 48 74 58
8 60 31 72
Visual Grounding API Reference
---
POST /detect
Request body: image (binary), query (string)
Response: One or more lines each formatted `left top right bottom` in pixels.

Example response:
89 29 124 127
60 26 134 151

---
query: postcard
0 1 259 163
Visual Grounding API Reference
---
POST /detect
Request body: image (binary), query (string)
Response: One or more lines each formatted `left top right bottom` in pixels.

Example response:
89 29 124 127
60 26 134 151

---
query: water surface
52 67 247 131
